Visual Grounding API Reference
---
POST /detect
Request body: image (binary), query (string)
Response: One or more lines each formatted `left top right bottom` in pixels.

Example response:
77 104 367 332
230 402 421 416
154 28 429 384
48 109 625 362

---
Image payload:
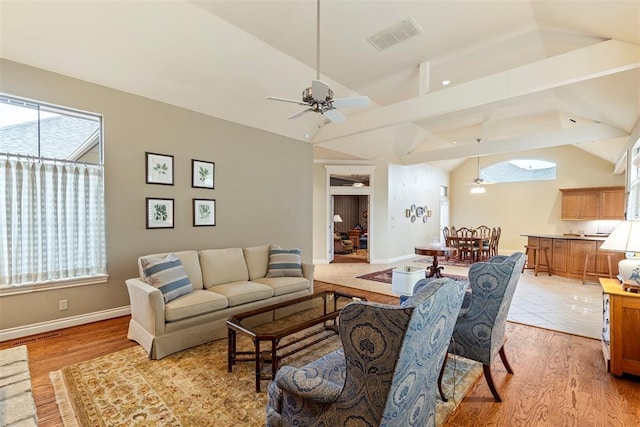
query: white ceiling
1 0 639 171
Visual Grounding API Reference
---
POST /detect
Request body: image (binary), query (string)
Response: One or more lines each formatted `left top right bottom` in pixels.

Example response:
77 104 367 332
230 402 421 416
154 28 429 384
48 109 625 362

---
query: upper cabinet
560 187 625 220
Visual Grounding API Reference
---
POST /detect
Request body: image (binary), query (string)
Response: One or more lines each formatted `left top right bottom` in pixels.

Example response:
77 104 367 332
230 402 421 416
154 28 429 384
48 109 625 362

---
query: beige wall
313 161 448 263
0 60 313 331
450 145 625 254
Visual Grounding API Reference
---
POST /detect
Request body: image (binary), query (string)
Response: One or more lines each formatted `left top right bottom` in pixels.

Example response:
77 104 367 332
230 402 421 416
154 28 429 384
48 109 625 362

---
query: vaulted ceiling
1 0 638 171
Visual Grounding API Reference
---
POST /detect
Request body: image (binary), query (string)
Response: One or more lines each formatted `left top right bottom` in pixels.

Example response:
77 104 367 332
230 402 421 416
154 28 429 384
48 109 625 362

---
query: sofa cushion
243 245 271 280
208 281 274 307
139 250 203 290
165 289 228 322
254 277 310 296
140 254 194 303
266 247 303 278
200 248 249 288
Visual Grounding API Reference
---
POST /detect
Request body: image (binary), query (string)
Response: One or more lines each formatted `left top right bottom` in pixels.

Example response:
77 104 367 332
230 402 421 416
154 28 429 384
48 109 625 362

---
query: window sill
0 274 109 296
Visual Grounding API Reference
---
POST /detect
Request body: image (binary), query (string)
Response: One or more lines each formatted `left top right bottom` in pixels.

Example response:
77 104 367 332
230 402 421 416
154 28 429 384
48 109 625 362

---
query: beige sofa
125 245 314 359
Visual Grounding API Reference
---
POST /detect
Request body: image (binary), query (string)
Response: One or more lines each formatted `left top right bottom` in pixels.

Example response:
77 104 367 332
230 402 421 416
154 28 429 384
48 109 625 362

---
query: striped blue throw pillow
141 253 193 303
266 248 303 278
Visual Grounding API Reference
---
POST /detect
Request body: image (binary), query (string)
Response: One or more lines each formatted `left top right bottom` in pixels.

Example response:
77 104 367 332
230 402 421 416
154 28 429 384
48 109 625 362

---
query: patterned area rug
414 256 473 267
51 333 481 426
357 267 467 284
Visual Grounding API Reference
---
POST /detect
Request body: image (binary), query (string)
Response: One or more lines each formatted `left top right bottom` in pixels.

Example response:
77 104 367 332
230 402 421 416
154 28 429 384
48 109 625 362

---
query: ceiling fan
469 155 494 194
266 0 371 123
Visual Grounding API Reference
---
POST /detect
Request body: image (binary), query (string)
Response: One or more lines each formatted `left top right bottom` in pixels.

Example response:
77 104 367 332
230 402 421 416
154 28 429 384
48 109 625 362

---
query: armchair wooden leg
482 346 513 402
482 364 503 402
437 352 449 402
498 345 514 374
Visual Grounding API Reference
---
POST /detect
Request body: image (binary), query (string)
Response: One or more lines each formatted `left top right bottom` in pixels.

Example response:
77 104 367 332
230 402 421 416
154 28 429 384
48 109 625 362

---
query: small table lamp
599 220 640 288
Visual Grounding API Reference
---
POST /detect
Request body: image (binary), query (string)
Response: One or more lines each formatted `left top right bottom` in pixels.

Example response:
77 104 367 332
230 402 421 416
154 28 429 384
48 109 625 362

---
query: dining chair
481 228 495 260
442 226 455 259
456 227 479 262
491 227 502 256
475 225 492 261
476 225 491 239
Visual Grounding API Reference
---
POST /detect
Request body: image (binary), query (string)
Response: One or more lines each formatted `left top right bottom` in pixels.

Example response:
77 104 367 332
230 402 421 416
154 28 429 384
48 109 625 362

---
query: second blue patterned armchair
444 252 526 402
266 278 467 427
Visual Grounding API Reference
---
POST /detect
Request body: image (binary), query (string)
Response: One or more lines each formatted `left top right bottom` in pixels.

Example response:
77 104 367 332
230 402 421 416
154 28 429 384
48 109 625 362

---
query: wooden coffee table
226 291 365 392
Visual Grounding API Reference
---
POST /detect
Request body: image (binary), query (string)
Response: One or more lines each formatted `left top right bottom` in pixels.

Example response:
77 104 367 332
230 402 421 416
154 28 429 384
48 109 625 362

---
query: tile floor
316 257 604 340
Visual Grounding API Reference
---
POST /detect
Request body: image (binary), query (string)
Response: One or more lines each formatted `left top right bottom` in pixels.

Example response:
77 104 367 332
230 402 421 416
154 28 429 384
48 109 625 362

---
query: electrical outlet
59 299 68 311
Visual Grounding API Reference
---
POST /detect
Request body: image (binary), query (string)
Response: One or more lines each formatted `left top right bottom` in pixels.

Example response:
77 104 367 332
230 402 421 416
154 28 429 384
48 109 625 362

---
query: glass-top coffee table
226 291 365 392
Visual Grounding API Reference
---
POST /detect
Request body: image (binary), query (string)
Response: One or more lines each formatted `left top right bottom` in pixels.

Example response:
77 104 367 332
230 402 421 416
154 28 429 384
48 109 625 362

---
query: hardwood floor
0 316 135 426
2 281 639 426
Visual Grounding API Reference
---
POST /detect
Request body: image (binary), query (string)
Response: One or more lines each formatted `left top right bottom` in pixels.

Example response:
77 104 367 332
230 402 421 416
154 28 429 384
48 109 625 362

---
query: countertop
522 234 609 241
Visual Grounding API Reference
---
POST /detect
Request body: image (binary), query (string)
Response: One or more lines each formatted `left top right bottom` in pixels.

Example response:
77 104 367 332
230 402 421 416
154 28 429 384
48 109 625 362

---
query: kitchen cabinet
524 235 624 280
600 278 640 377
600 188 626 219
560 186 624 220
551 239 568 274
568 240 597 275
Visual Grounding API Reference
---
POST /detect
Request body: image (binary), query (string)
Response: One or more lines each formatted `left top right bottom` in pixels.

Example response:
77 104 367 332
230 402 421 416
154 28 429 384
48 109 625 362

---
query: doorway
325 164 375 264
333 195 369 262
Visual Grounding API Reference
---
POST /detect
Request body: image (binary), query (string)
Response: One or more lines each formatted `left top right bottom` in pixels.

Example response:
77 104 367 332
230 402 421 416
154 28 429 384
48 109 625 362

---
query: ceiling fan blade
287 108 314 120
465 178 495 186
323 108 346 123
312 79 330 102
331 96 371 109
266 96 309 106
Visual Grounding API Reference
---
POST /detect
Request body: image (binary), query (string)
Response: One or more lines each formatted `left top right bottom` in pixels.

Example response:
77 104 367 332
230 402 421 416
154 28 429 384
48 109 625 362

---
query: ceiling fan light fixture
471 185 486 194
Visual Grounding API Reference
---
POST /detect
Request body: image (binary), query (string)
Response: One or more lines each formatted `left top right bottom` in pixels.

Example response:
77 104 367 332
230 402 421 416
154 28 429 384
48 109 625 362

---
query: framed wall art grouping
193 198 216 226
145 152 174 185
146 198 174 229
192 159 215 189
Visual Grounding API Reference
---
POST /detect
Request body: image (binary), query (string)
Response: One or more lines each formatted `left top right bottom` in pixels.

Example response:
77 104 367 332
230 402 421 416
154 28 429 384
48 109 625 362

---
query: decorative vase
618 258 640 286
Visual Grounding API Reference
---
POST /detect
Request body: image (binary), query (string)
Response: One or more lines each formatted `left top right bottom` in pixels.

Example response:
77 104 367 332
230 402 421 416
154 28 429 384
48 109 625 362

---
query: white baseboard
0 306 131 342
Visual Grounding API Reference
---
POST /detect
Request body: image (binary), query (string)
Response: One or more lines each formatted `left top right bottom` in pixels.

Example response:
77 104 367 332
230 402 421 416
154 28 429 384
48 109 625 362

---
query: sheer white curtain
0 158 106 286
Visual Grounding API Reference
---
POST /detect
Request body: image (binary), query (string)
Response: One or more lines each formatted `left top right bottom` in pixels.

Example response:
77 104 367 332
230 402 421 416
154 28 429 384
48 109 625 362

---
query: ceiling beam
313 39 640 144
400 123 628 164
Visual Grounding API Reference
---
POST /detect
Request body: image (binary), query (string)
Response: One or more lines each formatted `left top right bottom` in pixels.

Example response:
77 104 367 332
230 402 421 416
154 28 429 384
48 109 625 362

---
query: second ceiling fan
469 155 494 194
266 0 371 123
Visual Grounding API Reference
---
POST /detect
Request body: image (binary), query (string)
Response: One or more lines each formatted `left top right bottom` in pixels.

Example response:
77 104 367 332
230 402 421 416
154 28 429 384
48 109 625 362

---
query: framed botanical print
146 198 174 229
146 152 174 185
193 198 216 226
192 159 215 189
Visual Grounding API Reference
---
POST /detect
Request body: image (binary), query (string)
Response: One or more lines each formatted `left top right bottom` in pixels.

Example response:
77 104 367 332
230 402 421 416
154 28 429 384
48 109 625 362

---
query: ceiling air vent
366 18 423 52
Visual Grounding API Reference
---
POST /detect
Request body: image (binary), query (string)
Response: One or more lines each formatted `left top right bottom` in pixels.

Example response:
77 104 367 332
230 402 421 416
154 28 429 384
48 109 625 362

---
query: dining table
446 236 490 263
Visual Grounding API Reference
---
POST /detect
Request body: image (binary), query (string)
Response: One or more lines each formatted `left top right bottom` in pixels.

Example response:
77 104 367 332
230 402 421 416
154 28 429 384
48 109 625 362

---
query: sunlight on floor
316 257 603 340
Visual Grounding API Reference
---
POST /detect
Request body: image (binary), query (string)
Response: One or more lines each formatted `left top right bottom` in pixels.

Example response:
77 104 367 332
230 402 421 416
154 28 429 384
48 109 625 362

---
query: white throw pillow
140 253 193 303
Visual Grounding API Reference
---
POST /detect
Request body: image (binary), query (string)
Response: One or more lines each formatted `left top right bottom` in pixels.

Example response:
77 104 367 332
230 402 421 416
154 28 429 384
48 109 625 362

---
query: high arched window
482 159 556 184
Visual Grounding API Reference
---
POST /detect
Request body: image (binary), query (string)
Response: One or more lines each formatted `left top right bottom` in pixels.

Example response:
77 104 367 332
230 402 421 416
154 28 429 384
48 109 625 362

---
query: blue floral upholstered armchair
443 252 526 402
266 278 467 427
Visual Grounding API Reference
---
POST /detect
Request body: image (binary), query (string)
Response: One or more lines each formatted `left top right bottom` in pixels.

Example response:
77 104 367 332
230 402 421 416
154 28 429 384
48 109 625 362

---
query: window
0 94 106 289
482 159 556 184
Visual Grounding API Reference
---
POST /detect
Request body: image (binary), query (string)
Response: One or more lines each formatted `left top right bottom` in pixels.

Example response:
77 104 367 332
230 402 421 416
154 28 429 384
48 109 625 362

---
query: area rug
51 334 482 426
414 256 473 267
357 267 467 284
